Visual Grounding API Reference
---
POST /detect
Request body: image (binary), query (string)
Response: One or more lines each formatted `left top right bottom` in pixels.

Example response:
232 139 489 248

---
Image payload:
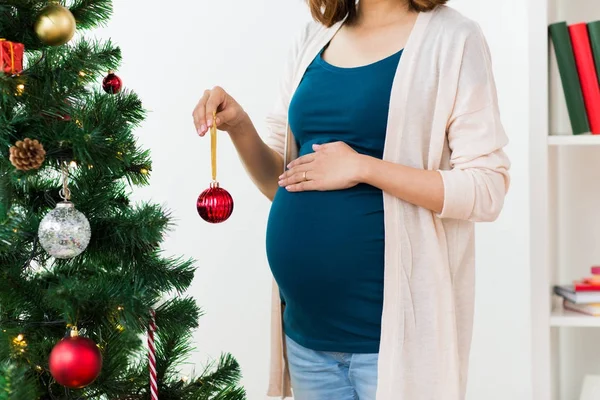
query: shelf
548 134 600 146
550 308 600 327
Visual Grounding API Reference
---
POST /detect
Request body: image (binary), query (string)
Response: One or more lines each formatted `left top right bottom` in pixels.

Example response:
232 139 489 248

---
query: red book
575 281 600 291
569 23 600 134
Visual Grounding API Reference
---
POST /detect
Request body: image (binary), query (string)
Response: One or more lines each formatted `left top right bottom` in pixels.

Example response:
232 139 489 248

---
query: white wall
446 2 533 400
98 1 533 399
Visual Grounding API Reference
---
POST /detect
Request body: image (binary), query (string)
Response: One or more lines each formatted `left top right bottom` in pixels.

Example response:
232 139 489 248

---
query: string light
15 83 25 95
117 306 124 311
116 324 125 332
78 70 86 77
12 334 27 353
140 168 148 175
69 160 78 168
181 376 189 383
35 365 43 371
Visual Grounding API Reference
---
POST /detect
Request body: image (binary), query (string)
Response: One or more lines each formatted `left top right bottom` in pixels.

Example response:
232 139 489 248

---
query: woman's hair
308 0 448 27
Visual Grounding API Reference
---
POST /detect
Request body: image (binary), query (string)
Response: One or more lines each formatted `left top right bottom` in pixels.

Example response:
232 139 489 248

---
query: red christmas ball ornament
197 182 234 223
49 328 102 389
197 111 234 224
102 71 122 94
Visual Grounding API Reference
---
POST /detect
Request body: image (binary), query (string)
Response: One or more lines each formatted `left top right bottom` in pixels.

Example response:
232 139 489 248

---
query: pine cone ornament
9 138 46 171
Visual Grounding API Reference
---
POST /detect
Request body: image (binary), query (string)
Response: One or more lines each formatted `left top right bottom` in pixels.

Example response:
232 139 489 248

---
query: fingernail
207 119 212 127
215 117 221 125
200 124 206 132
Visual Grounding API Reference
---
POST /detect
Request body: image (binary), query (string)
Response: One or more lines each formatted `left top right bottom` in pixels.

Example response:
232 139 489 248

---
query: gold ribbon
210 110 217 182
0 39 16 73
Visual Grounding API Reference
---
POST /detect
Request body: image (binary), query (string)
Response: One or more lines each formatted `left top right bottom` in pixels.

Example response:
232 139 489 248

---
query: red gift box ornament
197 111 234 223
0 39 24 75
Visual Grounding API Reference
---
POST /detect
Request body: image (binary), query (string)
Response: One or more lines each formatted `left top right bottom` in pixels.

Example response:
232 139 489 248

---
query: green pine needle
0 362 38 400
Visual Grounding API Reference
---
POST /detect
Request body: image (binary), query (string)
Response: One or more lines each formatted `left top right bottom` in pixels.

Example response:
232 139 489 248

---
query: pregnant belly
265 184 385 303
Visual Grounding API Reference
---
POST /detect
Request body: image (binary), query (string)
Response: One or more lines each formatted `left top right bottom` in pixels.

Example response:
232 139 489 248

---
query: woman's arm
227 116 283 201
279 138 507 222
278 142 443 213
192 86 283 200
359 156 444 213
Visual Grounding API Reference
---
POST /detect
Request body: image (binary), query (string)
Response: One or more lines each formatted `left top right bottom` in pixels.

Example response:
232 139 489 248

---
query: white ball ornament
38 202 91 259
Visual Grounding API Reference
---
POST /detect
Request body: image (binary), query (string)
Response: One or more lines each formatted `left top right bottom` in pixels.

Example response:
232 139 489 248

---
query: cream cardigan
264 6 510 400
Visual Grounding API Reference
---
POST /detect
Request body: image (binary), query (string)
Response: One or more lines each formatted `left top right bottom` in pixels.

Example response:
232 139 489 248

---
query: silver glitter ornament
38 202 91 259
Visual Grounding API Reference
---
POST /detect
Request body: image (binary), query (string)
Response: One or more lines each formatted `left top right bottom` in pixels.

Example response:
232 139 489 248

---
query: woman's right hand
192 86 247 137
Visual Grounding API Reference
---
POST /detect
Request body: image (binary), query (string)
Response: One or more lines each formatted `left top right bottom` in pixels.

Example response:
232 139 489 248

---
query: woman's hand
278 142 363 192
192 86 248 136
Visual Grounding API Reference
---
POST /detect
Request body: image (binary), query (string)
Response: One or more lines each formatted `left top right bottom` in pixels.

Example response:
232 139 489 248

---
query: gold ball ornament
34 4 76 46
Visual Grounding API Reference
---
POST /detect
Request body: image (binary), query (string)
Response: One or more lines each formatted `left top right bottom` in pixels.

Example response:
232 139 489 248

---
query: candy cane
148 309 158 400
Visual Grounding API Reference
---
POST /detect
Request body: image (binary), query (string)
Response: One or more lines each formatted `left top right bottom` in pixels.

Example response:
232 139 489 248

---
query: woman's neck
355 0 413 27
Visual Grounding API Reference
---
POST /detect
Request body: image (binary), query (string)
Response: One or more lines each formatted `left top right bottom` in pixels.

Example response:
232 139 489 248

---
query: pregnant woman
192 0 510 399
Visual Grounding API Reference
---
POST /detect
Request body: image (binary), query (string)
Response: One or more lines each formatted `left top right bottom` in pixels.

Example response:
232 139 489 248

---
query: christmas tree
0 1 245 399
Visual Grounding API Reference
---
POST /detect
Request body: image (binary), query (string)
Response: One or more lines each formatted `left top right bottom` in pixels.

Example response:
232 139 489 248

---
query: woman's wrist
356 154 377 185
226 111 251 137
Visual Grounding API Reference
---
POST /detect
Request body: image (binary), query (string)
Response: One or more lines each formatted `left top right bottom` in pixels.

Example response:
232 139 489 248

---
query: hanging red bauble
197 111 234 223
49 328 102 389
102 71 122 94
197 182 234 223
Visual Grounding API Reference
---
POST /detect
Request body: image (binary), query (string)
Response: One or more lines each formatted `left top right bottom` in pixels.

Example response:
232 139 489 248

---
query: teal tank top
266 47 402 353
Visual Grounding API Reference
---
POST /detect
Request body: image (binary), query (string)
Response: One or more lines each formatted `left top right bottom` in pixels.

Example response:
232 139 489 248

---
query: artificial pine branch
0 361 38 400
70 0 113 29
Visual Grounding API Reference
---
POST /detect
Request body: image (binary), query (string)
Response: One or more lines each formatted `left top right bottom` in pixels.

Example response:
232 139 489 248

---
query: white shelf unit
550 309 600 328
531 0 600 399
548 134 600 146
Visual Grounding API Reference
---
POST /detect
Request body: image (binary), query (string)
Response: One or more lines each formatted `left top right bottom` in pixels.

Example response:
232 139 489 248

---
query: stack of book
549 20 600 135
554 266 600 316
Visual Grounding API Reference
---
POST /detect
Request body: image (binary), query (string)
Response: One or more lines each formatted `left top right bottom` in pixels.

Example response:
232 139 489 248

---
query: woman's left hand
278 142 363 192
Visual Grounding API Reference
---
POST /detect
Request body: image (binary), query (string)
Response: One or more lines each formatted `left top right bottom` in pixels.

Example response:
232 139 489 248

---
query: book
549 22 590 135
574 281 600 292
554 284 600 304
590 265 600 275
569 23 600 134
589 21 600 84
563 299 600 316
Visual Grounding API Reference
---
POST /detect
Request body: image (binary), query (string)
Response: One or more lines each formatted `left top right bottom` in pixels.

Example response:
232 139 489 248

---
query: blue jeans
285 335 379 400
